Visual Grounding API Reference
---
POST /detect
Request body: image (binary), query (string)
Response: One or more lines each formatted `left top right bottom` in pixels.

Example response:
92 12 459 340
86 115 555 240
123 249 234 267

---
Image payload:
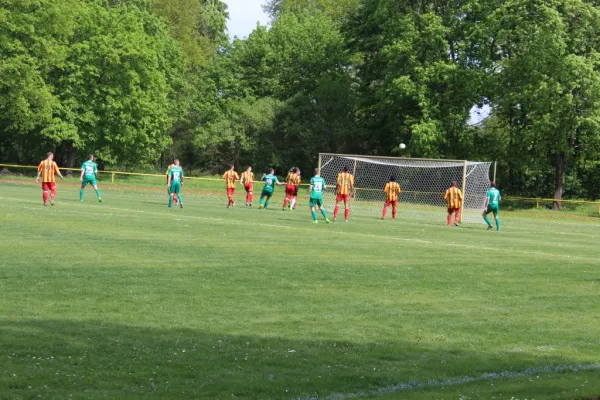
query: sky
224 0 270 39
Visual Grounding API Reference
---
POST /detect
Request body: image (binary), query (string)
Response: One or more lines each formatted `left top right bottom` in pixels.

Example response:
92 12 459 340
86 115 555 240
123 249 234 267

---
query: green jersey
262 174 278 192
168 166 184 183
81 160 98 178
487 187 501 206
310 176 326 199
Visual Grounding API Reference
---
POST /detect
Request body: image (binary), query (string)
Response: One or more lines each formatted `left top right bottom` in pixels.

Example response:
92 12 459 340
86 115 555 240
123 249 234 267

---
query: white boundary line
295 363 600 400
2 199 598 263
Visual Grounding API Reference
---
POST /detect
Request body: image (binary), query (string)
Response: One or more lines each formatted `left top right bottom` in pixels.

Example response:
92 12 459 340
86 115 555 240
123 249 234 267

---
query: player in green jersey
308 168 330 224
79 154 102 202
167 159 184 209
259 168 284 209
483 182 501 231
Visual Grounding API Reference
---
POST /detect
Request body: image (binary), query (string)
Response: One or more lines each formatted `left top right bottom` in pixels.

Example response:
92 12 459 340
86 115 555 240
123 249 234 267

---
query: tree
489 0 600 206
0 0 186 166
346 0 490 158
150 0 228 69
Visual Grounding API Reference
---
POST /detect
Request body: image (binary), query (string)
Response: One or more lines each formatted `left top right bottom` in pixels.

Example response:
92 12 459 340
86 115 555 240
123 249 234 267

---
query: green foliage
264 0 360 22
488 0 600 199
150 0 228 68
0 0 186 166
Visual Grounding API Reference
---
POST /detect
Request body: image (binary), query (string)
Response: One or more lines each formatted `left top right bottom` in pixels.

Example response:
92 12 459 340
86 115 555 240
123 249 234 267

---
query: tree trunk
552 152 566 211
65 142 77 177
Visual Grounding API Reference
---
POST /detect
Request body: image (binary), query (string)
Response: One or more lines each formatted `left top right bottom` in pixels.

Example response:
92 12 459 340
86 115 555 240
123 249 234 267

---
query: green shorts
261 190 273 199
82 177 97 187
485 204 499 216
170 181 181 195
309 198 323 207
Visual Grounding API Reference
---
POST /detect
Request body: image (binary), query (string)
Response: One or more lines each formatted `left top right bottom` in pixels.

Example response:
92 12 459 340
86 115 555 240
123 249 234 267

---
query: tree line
1 0 600 202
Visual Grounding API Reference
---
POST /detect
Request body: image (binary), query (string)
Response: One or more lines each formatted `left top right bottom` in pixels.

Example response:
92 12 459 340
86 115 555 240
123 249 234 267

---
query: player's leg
391 201 397 220
92 180 102 201
382 200 390 219
333 195 341 221
344 196 350 222
318 201 330 223
283 187 290 209
49 182 57 205
493 207 500 230
80 179 87 201
310 203 318 223
264 192 272 209
247 185 253 206
447 208 452 226
42 182 49 205
176 184 183 207
292 187 299 209
482 208 493 229
454 208 460 226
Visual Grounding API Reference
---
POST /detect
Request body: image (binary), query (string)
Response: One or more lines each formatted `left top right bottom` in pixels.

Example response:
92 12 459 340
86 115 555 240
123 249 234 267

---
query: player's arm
36 163 42 182
80 167 85 182
55 163 64 180
276 177 284 185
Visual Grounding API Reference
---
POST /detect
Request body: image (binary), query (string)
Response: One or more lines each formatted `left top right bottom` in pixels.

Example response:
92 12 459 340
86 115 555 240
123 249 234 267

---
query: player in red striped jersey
283 167 301 210
36 152 64 206
333 167 354 222
240 166 254 207
223 165 240 208
444 181 463 227
382 176 401 220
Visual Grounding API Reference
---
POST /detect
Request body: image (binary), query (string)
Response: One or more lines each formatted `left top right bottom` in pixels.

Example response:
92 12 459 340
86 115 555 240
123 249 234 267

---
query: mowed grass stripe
2 194 598 263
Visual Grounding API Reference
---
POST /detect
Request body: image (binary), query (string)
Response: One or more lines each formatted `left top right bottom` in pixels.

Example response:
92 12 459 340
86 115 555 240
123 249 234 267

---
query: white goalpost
318 153 493 223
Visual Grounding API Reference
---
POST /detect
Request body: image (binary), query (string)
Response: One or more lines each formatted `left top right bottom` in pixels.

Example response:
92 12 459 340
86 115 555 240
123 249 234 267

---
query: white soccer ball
399 143 406 149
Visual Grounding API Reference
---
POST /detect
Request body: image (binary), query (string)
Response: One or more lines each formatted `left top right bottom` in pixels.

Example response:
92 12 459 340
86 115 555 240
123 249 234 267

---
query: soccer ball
399 143 406 149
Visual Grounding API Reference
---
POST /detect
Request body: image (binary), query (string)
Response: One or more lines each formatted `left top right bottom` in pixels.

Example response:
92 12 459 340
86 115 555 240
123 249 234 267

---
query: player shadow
0 318 594 400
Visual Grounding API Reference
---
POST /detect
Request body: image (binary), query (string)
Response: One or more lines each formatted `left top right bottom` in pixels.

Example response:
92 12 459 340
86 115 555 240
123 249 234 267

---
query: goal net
318 154 493 223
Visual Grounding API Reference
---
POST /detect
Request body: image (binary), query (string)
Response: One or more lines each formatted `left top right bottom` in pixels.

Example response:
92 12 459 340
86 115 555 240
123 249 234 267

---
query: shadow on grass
0 319 593 400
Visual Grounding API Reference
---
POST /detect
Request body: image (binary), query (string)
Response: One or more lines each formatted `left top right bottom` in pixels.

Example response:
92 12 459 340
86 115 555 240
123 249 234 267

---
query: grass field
1 179 599 400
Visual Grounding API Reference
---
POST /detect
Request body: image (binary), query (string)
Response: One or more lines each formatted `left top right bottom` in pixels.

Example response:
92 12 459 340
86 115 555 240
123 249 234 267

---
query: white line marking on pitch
1 199 597 263
295 363 600 400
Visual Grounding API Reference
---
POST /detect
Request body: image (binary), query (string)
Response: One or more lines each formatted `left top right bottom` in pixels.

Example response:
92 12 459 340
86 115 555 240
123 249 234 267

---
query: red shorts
448 207 460 214
42 182 56 191
285 184 296 197
227 187 235 195
244 184 253 193
336 193 350 202
384 200 398 207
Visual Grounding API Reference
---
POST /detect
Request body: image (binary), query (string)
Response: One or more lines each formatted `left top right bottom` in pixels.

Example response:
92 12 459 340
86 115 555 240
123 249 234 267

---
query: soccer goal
318 154 493 223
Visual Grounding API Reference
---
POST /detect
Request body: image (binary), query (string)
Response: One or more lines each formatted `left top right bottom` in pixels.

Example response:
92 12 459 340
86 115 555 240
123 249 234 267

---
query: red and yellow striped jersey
241 171 254 184
384 182 401 201
286 172 300 185
166 164 175 182
336 172 354 195
444 187 463 208
223 170 240 189
38 159 60 183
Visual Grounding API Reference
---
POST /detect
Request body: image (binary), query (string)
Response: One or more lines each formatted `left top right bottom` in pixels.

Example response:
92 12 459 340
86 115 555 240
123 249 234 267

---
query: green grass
0 179 599 400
